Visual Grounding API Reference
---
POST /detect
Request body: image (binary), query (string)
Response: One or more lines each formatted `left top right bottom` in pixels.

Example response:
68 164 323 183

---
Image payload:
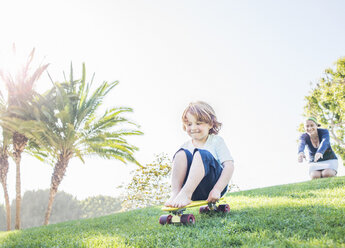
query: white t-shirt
180 134 234 167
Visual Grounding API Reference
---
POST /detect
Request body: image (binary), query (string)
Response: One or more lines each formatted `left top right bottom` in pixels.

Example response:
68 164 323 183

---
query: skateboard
159 199 230 225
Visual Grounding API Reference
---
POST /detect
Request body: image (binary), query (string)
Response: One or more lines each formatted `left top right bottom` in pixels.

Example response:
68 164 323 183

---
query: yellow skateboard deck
162 200 209 212
162 197 226 212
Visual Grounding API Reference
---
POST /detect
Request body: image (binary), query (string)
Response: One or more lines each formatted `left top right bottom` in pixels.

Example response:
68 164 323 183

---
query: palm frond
2 64 142 167
0 47 49 107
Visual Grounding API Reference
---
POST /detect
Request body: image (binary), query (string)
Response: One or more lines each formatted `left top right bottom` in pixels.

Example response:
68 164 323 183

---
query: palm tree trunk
14 157 21 230
1 182 11 231
44 156 70 225
0 151 11 231
13 131 28 230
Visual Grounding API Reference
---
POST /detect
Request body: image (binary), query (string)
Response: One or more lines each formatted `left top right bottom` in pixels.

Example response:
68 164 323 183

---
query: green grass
1 176 345 248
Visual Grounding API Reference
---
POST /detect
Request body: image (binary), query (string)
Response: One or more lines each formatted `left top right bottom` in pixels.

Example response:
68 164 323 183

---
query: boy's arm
207 160 234 202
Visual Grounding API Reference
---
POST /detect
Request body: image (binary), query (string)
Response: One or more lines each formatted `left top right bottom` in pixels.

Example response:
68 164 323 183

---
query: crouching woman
298 117 338 179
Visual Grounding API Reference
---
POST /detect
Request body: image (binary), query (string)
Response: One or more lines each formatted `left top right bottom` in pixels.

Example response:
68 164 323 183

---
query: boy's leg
191 149 226 201
169 151 205 208
164 150 189 206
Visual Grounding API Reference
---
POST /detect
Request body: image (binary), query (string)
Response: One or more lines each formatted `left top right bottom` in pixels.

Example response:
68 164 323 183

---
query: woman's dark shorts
174 148 228 201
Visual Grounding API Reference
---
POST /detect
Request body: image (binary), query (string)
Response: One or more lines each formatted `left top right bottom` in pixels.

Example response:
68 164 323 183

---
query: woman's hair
182 101 222 134
306 117 321 127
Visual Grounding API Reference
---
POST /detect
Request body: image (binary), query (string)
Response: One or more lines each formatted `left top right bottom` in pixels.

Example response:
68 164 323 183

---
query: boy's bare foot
164 194 178 207
169 190 192 208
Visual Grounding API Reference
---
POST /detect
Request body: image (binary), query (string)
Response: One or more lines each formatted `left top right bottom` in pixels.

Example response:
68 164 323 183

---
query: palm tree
9 64 143 225
0 143 10 231
0 46 49 229
0 90 12 231
0 114 11 230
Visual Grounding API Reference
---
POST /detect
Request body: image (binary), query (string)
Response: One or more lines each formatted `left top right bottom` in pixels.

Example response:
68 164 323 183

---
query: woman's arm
297 134 307 162
317 129 331 154
298 134 307 154
207 160 234 202
314 129 332 162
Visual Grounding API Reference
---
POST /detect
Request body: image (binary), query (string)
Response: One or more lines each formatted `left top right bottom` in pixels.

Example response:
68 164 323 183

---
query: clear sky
1 0 345 204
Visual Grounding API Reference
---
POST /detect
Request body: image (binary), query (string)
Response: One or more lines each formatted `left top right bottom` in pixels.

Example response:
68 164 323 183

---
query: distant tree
121 153 171 210
227 182 241 193
0 46 49 229
80 195 122 219
5 64 143 225
11 189 81 229
0 204 6 231
302 57 345 164
0 190 123 230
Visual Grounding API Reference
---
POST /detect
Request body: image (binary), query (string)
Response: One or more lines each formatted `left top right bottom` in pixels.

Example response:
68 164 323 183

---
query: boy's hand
207 188 221 203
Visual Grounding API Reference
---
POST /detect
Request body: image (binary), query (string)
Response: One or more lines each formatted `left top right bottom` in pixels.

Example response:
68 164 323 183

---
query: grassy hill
0 176 344 248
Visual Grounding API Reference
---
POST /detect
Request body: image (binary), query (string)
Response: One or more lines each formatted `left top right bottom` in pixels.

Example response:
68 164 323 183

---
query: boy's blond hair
182 101 222 135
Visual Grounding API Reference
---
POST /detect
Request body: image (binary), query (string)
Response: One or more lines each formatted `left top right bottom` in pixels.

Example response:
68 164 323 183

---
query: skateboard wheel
180 214 195 225
217 204 230 213
159 215 172 225
199 205 210 214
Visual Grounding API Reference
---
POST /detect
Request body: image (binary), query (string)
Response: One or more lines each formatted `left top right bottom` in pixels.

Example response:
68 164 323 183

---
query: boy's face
184 112 212 143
